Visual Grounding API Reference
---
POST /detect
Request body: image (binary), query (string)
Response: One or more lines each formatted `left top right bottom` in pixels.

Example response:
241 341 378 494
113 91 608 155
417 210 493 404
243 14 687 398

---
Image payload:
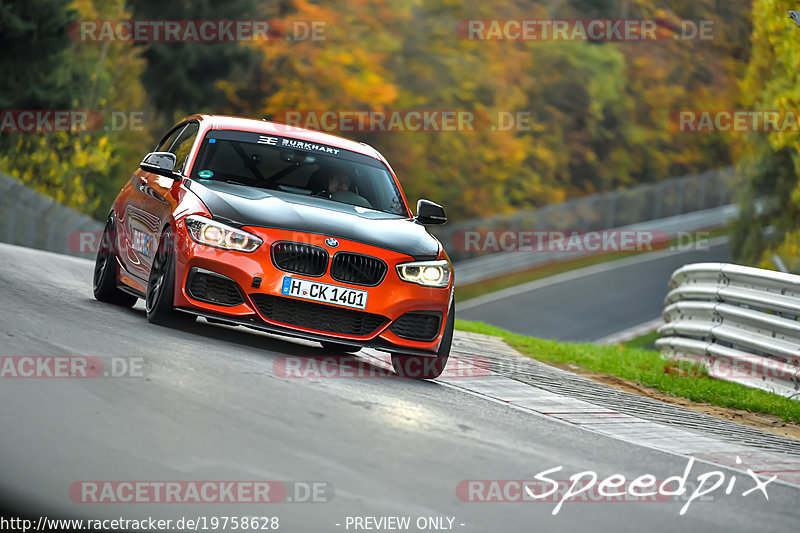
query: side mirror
140 152 180 179
416 199 447 225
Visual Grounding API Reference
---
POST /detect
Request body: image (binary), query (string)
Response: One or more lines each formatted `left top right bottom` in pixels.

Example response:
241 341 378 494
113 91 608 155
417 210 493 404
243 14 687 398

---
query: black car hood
185 179 441 260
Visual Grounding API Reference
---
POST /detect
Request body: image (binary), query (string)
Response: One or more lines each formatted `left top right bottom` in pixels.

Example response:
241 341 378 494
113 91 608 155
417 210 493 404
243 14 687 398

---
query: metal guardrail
656 263 800 399
434 167 736 262
437 167 738 286
0 172 102 256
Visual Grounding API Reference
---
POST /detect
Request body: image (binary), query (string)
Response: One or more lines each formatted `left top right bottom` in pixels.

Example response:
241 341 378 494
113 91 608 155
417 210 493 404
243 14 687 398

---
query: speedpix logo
457 457 776 516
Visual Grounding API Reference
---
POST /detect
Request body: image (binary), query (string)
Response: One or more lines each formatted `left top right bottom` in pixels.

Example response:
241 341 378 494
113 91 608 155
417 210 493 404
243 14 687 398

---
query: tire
145 227 195 327
93 216 137 308
320 341 362 353
391 300 454 380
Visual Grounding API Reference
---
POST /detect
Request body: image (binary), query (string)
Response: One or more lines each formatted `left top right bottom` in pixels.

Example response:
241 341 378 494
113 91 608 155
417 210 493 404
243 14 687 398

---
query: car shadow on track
87 299 442 385
138 307 443 383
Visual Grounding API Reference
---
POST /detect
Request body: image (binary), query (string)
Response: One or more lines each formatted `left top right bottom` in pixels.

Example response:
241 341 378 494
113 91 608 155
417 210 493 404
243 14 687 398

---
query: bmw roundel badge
325 237 339 248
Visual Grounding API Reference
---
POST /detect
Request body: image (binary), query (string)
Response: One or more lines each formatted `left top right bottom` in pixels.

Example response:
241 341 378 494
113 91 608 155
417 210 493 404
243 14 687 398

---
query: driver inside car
328 171 352 193
308 166 372 208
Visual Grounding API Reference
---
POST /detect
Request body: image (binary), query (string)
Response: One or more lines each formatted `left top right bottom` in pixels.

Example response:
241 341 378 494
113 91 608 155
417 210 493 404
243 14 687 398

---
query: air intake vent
186 269 244 306
250 294 387 337
271 242 328 277
330 252 387 286
389 312 442 342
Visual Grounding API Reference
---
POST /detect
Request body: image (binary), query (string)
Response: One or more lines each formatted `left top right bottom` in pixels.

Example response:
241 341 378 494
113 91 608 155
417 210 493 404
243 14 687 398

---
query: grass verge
621 331 660 350
455 319 800 424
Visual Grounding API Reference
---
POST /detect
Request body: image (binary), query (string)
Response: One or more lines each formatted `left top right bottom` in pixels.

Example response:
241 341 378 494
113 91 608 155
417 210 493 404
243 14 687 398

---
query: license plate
280 276 368 310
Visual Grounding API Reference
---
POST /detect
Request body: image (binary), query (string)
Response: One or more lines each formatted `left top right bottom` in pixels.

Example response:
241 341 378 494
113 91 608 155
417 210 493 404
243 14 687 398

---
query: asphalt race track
1 242 798 532
457 239 732 341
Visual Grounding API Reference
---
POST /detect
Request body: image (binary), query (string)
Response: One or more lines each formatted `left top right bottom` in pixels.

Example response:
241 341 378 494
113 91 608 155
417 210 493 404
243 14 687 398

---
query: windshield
190 129 408 217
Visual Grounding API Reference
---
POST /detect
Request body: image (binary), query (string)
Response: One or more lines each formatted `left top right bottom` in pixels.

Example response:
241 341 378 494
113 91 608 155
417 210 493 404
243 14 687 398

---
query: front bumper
171 222 453 356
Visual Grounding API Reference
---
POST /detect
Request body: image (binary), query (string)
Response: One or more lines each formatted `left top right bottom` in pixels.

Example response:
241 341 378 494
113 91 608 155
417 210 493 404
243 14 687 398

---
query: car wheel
145 227 195 327
93 216 137 308
391 299 454 380
320 341 361 353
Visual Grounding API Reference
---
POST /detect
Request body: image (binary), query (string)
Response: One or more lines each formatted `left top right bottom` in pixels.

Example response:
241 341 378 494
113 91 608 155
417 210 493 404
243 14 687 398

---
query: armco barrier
0 172 102 256
434 167 737 263
452 204 738 286
438 167 739 286
656 263 800 399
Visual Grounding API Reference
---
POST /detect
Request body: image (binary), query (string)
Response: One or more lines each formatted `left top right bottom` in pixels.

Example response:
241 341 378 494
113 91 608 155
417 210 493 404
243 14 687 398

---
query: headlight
184 215 262 252
396 260 451 288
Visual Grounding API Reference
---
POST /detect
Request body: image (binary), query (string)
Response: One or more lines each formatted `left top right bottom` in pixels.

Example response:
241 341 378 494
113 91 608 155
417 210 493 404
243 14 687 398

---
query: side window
170 122 200 173
156 125 185 153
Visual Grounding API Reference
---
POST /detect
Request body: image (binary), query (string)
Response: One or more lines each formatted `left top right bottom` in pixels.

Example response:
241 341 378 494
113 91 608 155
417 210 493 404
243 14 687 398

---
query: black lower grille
271 242 328 276
389 312 442 341
331 252 387 286
187 269 244 306
250 294 387 336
